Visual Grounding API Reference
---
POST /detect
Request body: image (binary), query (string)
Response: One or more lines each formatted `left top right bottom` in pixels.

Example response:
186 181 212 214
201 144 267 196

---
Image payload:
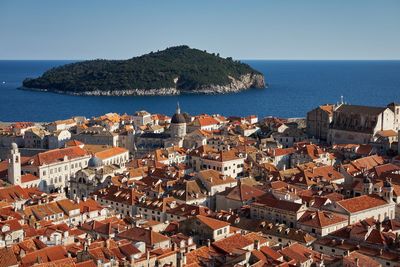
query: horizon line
1 58 400 61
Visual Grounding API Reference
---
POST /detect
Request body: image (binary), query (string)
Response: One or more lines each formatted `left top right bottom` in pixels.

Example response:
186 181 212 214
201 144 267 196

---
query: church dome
171 102 187 124
88 156 102 168
171 113 187 124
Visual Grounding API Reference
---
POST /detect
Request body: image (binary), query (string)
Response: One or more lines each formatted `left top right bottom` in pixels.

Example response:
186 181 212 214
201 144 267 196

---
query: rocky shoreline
20 73 265 96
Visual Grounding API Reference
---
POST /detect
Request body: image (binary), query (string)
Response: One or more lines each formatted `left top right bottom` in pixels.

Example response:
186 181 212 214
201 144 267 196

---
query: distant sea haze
0 60 399 122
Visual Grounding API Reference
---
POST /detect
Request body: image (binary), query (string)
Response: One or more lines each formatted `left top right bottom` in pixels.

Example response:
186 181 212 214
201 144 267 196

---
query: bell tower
170 102 187 139
8 143 21 185
382 179 394 203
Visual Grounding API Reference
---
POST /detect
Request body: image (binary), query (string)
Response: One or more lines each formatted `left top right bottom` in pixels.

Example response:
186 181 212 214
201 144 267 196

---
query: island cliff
22 45 266 96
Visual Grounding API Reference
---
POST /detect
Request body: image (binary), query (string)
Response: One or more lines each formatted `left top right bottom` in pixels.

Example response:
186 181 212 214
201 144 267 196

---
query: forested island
22 46 265 96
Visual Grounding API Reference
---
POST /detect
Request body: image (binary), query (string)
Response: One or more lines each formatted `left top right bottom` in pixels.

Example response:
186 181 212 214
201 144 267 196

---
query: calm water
0 60 399 122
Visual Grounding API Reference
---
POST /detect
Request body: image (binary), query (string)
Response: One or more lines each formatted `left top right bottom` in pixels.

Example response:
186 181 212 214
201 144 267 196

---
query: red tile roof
337 194 389 213
196 215 230 230
21 173 39 183
0 247 18 267
116 227 170 246
0 185 29 203
95 146 128 160
298 211 347 228
21 245 69 267
29 147 89 166
212 233 253 254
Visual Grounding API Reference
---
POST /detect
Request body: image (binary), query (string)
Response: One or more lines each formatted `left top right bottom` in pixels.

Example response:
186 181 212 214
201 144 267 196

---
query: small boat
2 81 5 84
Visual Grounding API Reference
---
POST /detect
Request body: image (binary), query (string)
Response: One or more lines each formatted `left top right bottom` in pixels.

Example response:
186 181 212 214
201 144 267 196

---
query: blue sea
0 60 400 122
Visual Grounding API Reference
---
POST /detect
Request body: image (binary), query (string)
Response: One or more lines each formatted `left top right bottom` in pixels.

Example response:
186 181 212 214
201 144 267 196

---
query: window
217 229 222 235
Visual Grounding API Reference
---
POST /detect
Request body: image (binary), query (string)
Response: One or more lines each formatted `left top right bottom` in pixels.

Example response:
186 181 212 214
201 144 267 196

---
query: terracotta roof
298 211 347 228
12 122 34 129
65 139 84 147
185 246 221 267
93 185 144 206
196 215 230 230
12 237 46 256
343 251 381 267
34 257 75 267
194 116 219 127
252 194 305 213
77 198 104 213
197 169 237 187
116 227 169 246
0 247 18 267
21 245 69 266
21 173 39 183
0 218 23 234
219 183 265 202
343 155 385 175
29 147 89 166
279 243 321 264
56 199 80 212
337 194 389 213
23 202 64 221
95 146 128 160
212 233 253 254
170 179 207 202
0 185 29 203
267 148 295 157
303 165 343 182
260 246 282 261
319 104 334 116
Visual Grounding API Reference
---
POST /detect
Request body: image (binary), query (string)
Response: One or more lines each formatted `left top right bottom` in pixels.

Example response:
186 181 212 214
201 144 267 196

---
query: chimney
206 239 211 247
93 194 98 201
254 239 260 250
355 257 359 267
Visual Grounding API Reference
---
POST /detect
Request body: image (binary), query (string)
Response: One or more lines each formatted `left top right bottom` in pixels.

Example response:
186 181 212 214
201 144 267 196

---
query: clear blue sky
1 0 399 60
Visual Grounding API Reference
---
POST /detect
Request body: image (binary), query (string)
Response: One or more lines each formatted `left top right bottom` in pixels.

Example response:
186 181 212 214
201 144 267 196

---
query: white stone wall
100 151 129 166
298 221 348 237
348 203 396 224
23 155 90 192
198 157 244 178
